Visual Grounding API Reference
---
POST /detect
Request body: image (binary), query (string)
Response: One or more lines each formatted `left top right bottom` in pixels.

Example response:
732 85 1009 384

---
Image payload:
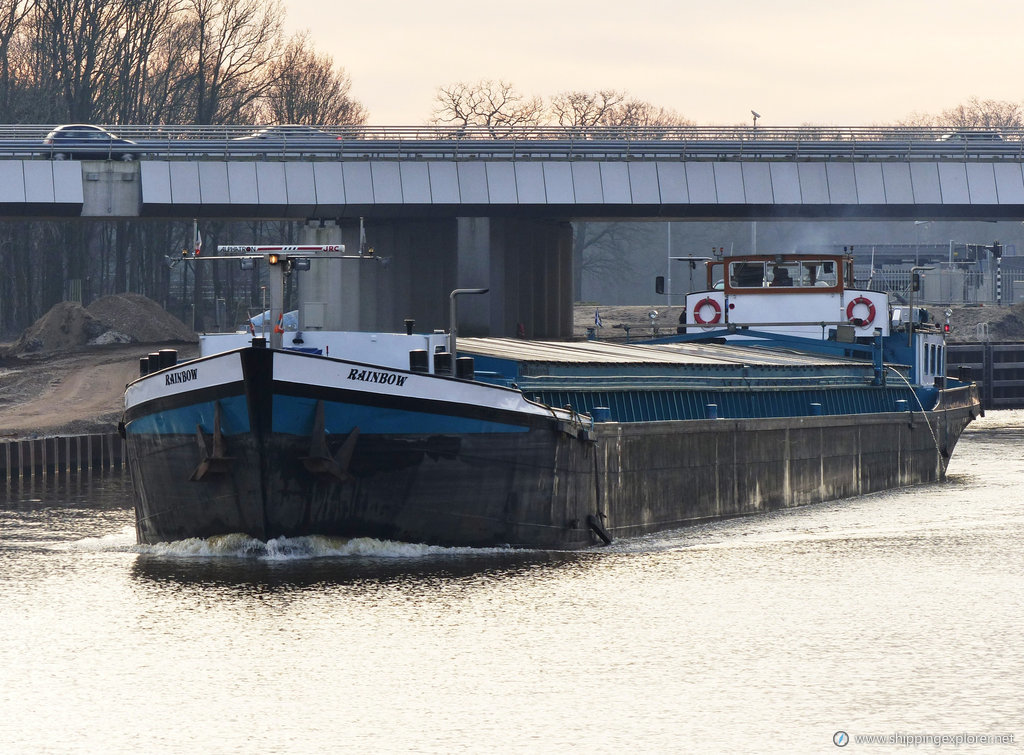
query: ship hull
123 347 981 548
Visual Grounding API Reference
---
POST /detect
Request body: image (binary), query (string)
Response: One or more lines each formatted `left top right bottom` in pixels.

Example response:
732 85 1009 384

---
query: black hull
126 383 981 548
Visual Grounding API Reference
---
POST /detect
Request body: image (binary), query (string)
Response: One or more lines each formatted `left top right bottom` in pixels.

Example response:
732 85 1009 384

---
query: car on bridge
936 130 1003 142
230 125 343 156
42 124 139 161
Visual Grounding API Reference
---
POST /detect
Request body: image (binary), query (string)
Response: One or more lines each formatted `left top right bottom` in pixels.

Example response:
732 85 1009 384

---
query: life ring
693 297 722 325
846 297 876 327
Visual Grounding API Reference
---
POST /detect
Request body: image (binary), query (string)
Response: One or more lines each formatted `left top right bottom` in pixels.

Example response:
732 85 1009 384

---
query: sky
282 0 1020 126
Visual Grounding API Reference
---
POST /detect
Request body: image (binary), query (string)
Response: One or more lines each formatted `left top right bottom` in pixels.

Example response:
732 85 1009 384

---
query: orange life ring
846 297 876 327
693 297 722 325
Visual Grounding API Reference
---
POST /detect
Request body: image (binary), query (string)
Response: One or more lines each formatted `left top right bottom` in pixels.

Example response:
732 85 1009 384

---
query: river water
1 412 1022 754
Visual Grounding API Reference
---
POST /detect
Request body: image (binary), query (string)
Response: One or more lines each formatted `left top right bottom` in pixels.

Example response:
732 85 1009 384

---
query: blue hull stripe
127 395 251 435
273 395 529 435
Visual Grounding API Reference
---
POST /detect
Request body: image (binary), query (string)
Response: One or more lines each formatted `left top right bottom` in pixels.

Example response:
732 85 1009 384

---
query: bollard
158 349 178 369
455 356 475 380
434 352 453 375
409 349 429 373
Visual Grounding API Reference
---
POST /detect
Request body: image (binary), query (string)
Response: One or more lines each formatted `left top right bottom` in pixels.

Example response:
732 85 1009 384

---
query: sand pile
947 304 1024 342
87 293 196 344
9 293 196 355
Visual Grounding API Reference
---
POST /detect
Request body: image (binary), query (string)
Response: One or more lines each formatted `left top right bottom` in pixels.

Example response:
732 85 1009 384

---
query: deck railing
3 124 1024 161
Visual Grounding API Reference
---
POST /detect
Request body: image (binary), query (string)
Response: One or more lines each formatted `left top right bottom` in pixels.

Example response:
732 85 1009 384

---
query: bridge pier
457 218 573 339
298 220 377 332
298 216 573 339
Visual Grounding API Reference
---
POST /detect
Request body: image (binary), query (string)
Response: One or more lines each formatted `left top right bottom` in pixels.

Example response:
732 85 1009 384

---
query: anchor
190 402 235 480
587 513 612 545
300 400 359 483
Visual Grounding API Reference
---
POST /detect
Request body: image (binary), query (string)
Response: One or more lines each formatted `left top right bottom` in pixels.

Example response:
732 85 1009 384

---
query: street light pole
914 220 930 267
665 222 672 305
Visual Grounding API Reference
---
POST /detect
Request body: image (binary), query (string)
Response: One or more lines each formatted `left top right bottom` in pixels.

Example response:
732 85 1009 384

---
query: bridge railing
2 124 1024 161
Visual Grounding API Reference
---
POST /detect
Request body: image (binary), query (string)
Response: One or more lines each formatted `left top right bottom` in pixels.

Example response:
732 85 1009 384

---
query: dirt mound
9 302 107 354
947 304 1024 342
9 294 196 355
87 293 196 344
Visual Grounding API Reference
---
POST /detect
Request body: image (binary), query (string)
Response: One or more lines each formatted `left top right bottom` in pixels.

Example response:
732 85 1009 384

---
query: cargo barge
121 248 981 548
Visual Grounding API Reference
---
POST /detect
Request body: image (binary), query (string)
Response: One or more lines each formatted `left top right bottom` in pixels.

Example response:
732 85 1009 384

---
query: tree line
430 80 693 134
0 0 365 125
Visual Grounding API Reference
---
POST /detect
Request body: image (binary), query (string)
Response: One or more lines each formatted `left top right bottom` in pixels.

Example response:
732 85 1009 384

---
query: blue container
895 399 909 412
809 402 823 415
592 406 611 422
706 403 719 420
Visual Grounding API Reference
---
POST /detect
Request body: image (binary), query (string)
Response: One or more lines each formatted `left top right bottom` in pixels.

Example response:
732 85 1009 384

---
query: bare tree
431 79 544 135
0 0 35 116
102 0 182 122
181 0 284 124
438 84 694 136
939 97 1024 131
573 221 661 300
131 14 196 123
260 33 367 124
604 98 693 128
31 0 121 121
548 89 625 127
887 97 1024 135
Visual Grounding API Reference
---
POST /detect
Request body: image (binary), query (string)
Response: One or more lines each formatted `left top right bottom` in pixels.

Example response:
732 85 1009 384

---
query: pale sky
283 0 1020 126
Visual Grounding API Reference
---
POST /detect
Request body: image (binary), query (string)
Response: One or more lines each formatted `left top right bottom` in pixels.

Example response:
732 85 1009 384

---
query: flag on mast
594 308 603 328
194 229 202 257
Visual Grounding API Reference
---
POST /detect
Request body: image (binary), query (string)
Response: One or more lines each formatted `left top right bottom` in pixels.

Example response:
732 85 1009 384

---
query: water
2 413 1023 754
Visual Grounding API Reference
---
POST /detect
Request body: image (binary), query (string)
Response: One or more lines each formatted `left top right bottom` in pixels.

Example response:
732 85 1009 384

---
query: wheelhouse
685 253 889 340
706 254 854 294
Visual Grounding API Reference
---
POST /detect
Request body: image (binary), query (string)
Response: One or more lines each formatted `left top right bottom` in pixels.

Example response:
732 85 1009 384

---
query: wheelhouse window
800 260 838 288
714 257 844 291
768 262 799 287
729 261 767 288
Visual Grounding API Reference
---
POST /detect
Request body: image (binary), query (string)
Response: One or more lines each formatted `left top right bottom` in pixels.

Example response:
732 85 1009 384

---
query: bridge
4 124 1024 339
4 125 1024 220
